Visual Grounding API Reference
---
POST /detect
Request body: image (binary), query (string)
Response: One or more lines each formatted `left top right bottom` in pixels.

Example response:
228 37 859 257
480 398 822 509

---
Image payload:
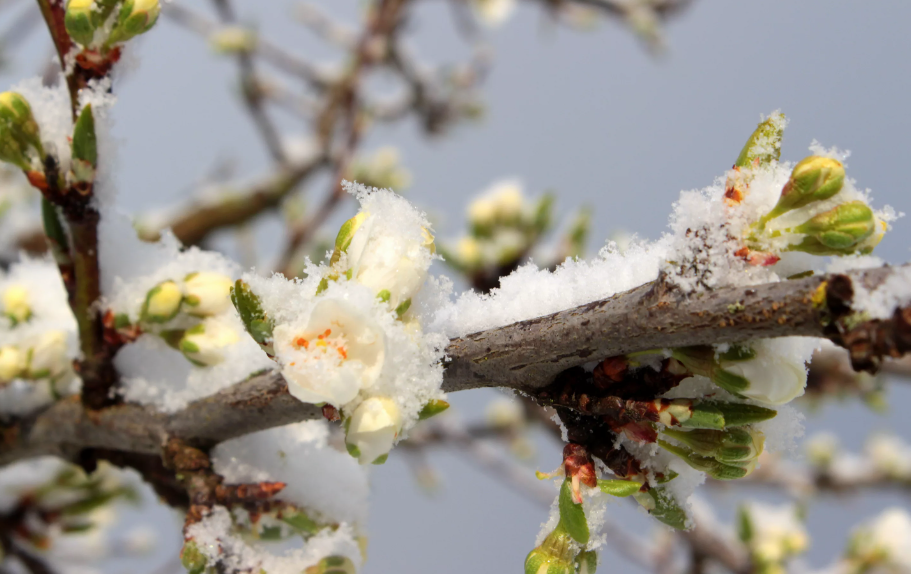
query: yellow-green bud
0 92 43 170
183 272 233 317
761 156 845 224
662 428 765 464
107 0 161 45
330 211 369 266
658 439 756 480
140 280 182 323
178 319 239 367
209 26 257 54
525 526 577 574
0 345 24 381
789 201 875 255
65 0 98 47
2 285 31 324
180 540 207 574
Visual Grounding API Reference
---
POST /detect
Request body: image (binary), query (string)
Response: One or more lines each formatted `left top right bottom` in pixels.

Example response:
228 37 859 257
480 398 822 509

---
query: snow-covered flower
847 508 911 573
345 397 402 465
140 280 182 324
178 317 239 366
0 345 24 381
2 284 30 324
468 180 524 230
274 299 385 407
182 272 233 317
741 503 809 565
27 331 69 379
470 0 517 27
331 210 434 312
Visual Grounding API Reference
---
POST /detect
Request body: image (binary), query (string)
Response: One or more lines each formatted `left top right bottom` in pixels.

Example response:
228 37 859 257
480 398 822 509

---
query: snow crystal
851 265 911 320
211 421 369 526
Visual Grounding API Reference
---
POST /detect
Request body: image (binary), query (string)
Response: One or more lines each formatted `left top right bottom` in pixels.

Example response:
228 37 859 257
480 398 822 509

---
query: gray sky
3 1 911 572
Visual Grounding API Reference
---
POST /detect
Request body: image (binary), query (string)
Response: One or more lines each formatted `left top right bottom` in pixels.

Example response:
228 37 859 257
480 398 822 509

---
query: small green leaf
72 104 97 167
712 402 777 427
281 511 320 535
737 506 754 544
734 112 785 169
596 479 641 498
231 280 274 350
557 478 589 545
634 487 688 530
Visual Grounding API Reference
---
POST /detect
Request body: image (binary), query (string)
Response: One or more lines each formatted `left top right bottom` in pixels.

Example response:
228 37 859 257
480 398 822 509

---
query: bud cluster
0 330 71 384
441 180 556 277
65 0 160 51
113 271 238 367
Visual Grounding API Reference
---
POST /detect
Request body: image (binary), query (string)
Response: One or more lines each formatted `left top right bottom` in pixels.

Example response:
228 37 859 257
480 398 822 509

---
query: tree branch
1 264 908 466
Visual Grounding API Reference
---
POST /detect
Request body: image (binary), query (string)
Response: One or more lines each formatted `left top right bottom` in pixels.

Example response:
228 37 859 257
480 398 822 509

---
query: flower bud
140 280 182 324
417 398 450 420
662 427 765 464
209 26 257 54
183 272 233 317
761 156 845 224
178 318 239 367
180 540 207 574
788 201 876 256
27 331 69 379
734 112 785 169
231 279 274 354
525 526 576 574
0 92 42 170
65 0 98 47
471 0 517 28
0 345 24 381
658 439 756 480
2 284 31 324
345 397 402 465
107 0 161 45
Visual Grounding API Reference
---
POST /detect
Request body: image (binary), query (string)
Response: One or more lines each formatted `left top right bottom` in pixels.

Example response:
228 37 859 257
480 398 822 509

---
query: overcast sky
3 1 911 573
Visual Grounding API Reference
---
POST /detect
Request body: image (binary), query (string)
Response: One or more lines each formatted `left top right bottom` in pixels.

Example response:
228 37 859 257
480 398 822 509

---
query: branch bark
1 263 909 466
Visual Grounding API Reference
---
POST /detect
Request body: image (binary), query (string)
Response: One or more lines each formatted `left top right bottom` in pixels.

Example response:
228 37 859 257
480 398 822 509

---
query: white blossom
850 508 911 573
744 503 808 564
2 284 30 323
345 397 402 464
274 298 386 407
0 345 24 381
720 345 808 405
27 330 69 378
183 272 234 317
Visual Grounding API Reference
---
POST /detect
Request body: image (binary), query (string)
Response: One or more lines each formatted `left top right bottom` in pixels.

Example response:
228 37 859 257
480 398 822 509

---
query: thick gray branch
1 263 907 465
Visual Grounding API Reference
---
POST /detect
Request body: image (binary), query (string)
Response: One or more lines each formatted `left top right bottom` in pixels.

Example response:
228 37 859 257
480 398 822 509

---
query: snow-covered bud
64 0 98 47
673 345 807 405
27 331 69 379
178 318 239 367
734 112 785 169
140 280 182 324
107 0 160 45
0 345 24 381
274 298 385 407
70 105 96 193
761 156 845 224
345 397 402 465
788 201 876 256
180 540 207 574
740 504 809 566
304 556 356 574
633 486 687 530
183 272 233 317
846 509 911 573
662 427 765 464
470 0 517 28
658 438 757 480
0 92 42 170
331 210 433 313
2 284 31 324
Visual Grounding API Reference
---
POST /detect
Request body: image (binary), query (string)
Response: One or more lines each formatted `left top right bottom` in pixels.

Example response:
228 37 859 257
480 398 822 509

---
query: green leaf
72 104 96 167
558 478 589 545
711 402 777 427
734 112 785 168
281 510 320 535
737 506 754 544
231 279 274 350
634 487 688 530
596 479 641 498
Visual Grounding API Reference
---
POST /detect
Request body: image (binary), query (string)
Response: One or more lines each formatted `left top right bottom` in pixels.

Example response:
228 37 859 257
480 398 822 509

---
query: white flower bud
0 345 24 381
849 509 911 572
467 197 497 228
27 331 69 379
179 318 239 366
274 298 386 407
183 272 233 317
345 396 402 464
743 503 808 564
2 284 30 324
719 347 807 405
456 236 483 267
